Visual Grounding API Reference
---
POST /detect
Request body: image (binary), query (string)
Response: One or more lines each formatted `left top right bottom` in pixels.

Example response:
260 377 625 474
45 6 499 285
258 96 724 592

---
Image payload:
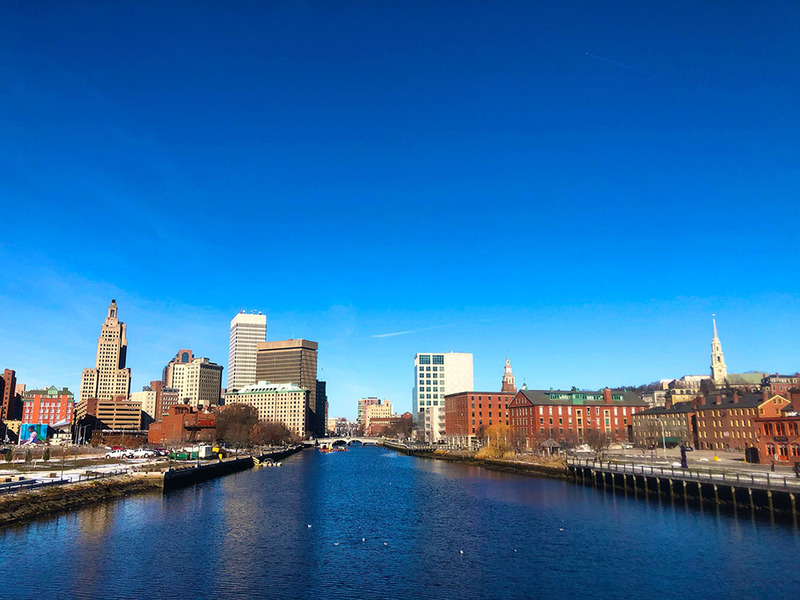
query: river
1 447 798 599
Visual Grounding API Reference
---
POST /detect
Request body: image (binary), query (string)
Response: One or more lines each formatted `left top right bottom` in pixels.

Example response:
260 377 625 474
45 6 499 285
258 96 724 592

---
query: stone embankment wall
0 475 162 528
383 442 570 480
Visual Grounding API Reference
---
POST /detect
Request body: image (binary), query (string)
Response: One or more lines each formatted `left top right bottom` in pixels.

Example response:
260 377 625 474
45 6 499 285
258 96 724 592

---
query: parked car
130 448 157 459
104 449 129 460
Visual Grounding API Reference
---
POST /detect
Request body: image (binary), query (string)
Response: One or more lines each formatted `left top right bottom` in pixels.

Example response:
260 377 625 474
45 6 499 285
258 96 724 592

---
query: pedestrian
794 462 799 479
770 459 775 472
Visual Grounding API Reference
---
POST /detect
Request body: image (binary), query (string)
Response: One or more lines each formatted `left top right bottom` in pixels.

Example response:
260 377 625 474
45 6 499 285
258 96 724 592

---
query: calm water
1 447 799 599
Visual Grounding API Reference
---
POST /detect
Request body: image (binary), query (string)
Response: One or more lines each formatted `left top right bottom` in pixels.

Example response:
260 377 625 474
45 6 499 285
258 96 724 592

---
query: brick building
366 412 413 437
754 392 800 465
694 391 764 451
632 399 700 449
444 391 514 448
148 405 216 446
1 369 22 421
761 374 800 397
509 388 646 449
21 386 75 427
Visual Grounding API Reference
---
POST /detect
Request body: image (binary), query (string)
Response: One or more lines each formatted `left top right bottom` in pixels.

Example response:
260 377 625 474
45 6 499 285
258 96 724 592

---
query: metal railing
0 468 131 496
567 457 800 491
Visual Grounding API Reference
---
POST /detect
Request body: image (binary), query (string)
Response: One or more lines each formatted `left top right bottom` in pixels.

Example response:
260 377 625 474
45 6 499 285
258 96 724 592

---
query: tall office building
164 349 224 409
79 300 132 405
256 339 319 436
228 311 267 392
413 352 473 443
1 369 21 421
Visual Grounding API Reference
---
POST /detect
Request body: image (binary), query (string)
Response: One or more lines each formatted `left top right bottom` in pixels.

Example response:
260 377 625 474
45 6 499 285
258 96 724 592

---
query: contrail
585 52 635 70
371 324 455 338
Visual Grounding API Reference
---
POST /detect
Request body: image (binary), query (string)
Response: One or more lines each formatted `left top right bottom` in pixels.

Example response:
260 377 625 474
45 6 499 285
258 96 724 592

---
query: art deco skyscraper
79 300 132 404
228 311 267 392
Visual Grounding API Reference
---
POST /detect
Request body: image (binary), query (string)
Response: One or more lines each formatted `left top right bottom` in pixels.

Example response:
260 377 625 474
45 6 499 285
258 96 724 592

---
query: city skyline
1 2 799 418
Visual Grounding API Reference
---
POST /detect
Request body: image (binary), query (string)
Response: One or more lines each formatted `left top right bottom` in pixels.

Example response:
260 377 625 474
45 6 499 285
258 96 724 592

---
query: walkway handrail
566 457 800 491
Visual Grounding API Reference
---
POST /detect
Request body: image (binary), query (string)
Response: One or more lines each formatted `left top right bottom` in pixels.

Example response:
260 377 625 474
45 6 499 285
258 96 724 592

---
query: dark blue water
1 448 798 599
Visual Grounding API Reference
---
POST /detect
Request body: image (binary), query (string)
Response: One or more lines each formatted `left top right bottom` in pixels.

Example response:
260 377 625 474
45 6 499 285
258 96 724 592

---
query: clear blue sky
1 1 798 419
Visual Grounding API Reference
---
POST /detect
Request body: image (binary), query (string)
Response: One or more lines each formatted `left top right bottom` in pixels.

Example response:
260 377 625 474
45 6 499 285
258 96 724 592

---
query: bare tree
216 404 259 446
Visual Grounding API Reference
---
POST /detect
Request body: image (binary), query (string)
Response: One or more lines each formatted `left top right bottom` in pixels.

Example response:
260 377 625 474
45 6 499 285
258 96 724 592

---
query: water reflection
1 448 800 600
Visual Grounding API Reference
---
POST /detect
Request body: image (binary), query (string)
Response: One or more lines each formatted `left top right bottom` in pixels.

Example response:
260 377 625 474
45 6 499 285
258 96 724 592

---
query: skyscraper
79 300 131 404
256 339 319 436
710 315 728 385
1 368 21 421
228 311 267 392
413 352 473 442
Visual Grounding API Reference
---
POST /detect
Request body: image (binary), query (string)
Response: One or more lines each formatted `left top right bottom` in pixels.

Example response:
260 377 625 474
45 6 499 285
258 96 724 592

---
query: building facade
364 401 393 433
694 391 764 451
21 386 74 427
413 352 473 443
227 311 267 392
148 405 216 446
79 300 131 405
509 388 646 448
754 392 800 465
130 380 180 423
256 339 319 436
357 397 381 428
164 349 224 409
631 399 700 449
761 374 800 397
224 381 308 439
445 390 514 448
1 368 21 421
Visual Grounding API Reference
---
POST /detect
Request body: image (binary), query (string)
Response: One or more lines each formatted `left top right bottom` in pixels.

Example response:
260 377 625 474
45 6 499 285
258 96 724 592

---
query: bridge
306 437 382 447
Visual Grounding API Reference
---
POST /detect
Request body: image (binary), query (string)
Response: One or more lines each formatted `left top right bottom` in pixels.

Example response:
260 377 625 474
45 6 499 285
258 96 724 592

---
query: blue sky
1 1 799 419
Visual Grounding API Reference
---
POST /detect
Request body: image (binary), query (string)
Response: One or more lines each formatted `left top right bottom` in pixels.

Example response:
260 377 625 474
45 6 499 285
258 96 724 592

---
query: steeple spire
501 357 517 393
710 314 727 386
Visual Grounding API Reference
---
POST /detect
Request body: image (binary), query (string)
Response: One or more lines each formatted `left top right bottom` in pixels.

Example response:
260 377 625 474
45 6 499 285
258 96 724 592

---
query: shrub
43 448 51 462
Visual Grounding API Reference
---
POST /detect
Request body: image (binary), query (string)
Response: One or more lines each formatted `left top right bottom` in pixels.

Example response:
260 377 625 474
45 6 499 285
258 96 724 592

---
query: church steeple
501 357 517 393
710 315 727 385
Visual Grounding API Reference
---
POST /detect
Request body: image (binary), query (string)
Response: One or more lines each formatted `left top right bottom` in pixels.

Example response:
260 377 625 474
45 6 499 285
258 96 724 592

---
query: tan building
364 401 393 432
79 300 131 405
96 396 143 430
130 381 180 423
224 381 308 439
164 349 224 409
256 339 319 436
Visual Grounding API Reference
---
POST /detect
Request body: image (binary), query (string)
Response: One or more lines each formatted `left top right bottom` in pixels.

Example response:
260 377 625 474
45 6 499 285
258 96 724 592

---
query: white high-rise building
413 352 473 443
228 311 267 392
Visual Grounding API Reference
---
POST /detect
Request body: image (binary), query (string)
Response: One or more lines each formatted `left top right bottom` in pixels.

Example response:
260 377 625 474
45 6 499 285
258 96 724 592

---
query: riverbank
382 442 569 480
0 445 305 528
0 474 163 527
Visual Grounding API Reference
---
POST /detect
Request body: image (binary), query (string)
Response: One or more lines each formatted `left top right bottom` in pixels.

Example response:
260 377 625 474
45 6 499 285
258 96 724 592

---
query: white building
228 311 267 392
224 381 308 439
413 352 473 443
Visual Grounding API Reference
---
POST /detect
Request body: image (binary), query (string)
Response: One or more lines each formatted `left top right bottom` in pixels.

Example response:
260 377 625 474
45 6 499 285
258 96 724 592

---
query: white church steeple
710 315 727 385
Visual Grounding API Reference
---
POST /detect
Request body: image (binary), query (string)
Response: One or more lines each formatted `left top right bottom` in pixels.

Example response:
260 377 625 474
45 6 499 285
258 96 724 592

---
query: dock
567 457 800 521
